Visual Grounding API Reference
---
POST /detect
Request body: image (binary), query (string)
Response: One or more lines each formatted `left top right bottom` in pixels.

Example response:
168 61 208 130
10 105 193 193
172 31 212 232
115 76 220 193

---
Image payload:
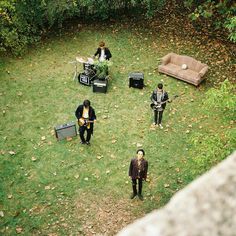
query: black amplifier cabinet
129 72 144 89
93 79 108 93
78 73 92 86
54 121 77 141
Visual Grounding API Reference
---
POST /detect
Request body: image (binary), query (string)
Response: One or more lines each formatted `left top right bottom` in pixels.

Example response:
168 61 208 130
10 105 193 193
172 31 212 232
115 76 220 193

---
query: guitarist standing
150 83 169 129
75 100 96 145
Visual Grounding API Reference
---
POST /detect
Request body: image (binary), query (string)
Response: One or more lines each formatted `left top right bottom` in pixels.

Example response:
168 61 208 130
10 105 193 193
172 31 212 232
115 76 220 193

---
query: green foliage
0 0 80 54
190 129 235 175
0 1 18 53
204 79 236 118
185 0 236 42
0 0 235 54
143 0 166 18
44 0 79 27
188 80 236 177
94 60 112 79
0 0 170 54
225 16 236 43
0 0 44 54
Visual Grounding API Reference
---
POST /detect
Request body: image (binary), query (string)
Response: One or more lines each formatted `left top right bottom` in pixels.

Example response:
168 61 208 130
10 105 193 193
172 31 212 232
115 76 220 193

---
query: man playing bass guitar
150 83 169 129
75 99 96 145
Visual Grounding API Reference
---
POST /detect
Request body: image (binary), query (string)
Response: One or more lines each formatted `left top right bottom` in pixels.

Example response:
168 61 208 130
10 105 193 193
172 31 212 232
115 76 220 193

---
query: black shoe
138 194 143 201
86 141 90 145
80 141 86 144
130 193 137 199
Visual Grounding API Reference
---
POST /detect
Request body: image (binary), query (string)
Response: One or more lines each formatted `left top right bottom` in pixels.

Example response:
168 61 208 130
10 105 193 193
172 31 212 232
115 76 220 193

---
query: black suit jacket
129 158 148 180
94 47 112 60
150 90 169 109
75 105 96 134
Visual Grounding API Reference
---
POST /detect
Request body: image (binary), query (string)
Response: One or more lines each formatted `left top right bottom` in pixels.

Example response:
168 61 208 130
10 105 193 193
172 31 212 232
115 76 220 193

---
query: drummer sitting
93 41 112 62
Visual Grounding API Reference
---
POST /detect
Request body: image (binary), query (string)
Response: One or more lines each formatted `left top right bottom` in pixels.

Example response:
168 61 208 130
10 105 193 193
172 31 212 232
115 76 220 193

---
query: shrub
189 80 236 175
225 16 236 43
185 0 236 42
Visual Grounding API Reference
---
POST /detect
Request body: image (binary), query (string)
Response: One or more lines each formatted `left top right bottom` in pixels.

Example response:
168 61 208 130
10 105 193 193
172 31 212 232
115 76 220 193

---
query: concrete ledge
117 151 236 236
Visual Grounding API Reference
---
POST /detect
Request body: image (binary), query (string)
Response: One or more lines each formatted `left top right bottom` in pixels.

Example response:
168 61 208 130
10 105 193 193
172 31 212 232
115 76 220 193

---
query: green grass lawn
0 19 235 235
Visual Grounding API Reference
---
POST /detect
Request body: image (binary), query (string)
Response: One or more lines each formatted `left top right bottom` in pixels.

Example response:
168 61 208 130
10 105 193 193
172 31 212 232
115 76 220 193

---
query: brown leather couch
158 53 208 86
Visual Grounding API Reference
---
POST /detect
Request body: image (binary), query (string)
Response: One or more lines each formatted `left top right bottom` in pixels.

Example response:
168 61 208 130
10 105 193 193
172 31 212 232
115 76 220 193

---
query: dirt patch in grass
75 193 144 235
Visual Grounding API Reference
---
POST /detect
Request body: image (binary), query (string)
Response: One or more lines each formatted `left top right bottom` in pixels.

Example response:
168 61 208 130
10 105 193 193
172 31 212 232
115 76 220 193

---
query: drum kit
69 56 95 81
69 55 109 92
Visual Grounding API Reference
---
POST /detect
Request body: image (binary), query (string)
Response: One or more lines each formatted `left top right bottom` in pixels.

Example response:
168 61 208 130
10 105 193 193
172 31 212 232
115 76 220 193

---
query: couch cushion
159 63 181 75
169 54 205 72
177 69 200 82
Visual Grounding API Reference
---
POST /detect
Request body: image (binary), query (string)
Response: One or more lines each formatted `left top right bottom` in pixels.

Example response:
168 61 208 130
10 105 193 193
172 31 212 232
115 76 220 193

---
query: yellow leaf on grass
175 168 180 172
74 174 80 179
136 143 142 148
31 156 37 161
16 227 23 234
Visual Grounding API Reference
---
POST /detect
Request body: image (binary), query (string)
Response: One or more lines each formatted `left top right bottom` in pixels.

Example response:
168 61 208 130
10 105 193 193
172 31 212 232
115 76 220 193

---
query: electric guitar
150 95 179 110
78 118 95 127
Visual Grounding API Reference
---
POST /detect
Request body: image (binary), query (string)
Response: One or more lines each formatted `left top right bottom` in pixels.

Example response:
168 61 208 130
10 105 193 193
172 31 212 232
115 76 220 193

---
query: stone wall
117 151 236 236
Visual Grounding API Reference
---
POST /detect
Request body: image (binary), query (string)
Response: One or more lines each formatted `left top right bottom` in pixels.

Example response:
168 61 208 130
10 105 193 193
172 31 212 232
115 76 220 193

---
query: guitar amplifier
54 121 77 141
93 79 108 93
78 73 93 86
129 72 144 89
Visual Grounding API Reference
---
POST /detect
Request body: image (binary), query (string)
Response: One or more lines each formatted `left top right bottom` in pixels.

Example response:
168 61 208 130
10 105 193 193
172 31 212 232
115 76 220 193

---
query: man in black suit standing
129 149 148 201
75 100 96 145
150 83 169 129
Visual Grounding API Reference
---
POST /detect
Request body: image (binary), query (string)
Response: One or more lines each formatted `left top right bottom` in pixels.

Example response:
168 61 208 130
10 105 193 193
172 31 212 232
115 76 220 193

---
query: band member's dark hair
99 41 105 47
157 83 163 89
136 149 145 156
83 99 90 107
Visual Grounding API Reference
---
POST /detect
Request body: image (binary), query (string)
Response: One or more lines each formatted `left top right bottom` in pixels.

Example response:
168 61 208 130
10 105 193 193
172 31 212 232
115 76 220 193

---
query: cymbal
76 57 86 63
87 57 94 64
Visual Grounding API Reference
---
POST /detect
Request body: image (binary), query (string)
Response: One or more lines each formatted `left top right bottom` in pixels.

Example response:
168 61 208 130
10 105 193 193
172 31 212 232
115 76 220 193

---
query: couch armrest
199 66 208 77
161 53 172 65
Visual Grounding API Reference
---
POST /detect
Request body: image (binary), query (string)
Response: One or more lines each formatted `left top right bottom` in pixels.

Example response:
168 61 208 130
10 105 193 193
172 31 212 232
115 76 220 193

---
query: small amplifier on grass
129 72 144 89
54 121 77 141
93 79 108 93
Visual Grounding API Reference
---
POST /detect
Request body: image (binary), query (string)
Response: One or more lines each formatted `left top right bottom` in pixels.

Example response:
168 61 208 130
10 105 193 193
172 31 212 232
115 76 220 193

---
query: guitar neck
161 98 170 104
152 95 178 106
81 119 94 123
